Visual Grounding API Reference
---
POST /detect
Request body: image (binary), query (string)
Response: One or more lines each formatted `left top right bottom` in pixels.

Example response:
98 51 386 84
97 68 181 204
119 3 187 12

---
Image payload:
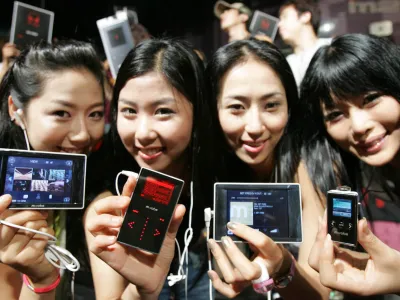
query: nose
135 115 157 145
244 107 265 139
349 108 373 139
69 118 91 147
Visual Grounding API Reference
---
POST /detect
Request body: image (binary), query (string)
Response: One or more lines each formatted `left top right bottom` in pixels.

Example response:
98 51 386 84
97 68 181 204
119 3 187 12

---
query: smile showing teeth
141 148 163 156
356 134 387 154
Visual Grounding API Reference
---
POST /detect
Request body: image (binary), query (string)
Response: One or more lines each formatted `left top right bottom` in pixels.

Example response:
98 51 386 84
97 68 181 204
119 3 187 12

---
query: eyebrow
50 99 104 110
119 97 176 107
224 92 284 101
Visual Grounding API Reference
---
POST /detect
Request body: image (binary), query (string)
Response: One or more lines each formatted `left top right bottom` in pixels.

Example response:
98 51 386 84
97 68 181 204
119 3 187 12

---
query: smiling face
322 93 400 167
117 71 193 176
218 58 288 173
10 69 105 154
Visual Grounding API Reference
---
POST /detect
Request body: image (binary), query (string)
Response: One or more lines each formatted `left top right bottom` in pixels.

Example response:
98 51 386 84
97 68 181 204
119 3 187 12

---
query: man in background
214 1 253 42
279 0 331 89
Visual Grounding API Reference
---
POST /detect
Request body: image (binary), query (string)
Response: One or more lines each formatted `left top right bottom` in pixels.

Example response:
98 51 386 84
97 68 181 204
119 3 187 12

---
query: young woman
204 38 329 299
84 38 214 300
299 33 400 297
0 40 106 300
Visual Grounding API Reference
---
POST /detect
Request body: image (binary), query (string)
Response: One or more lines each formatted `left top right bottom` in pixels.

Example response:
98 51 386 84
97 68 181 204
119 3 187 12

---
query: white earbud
13 109 26 130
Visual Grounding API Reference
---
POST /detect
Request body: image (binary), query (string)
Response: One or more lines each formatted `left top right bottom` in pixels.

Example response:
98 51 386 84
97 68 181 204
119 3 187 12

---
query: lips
242 141 266 154
137 147 164 161
355 133 387 154
58 147 86 154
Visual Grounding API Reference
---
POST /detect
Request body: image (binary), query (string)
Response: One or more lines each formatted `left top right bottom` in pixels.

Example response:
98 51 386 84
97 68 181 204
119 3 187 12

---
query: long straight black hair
205 38 302 184
104 38 214 250
300 33 400 198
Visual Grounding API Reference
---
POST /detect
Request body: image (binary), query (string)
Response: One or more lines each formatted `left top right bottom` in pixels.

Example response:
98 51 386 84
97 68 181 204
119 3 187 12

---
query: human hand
207 222 291 298
0 194 58 285
86 176 186 298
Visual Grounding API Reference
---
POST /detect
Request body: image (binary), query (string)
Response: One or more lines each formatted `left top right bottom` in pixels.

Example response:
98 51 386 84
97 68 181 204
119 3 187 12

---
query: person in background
0 43 20 82
278 0 330 90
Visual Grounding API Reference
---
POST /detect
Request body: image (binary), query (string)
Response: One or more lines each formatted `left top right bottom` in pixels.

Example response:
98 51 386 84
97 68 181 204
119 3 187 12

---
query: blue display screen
333 198 352 218
4 156 74 205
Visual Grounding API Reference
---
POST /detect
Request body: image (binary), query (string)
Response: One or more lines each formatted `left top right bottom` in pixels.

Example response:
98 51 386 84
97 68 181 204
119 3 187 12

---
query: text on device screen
4 156 73 205
227 189 289 238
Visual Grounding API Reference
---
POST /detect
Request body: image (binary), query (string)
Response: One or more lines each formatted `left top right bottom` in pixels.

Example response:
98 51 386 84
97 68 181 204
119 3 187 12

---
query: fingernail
112 216 122 225
207 239 215 251
207 271 215 281
227 222 237 230
222 236 231 248
324 234 331 248
362 218 370 235
109 236 116 242
40 211 48 217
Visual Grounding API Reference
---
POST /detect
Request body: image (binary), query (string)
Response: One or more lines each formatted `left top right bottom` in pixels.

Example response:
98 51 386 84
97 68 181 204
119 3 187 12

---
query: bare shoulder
295 161 325 211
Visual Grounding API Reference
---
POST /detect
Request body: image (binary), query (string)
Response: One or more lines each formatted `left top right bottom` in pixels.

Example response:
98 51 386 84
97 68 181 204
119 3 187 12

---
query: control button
154 229 160 236
348 223 352 229
339 221 344 228
331 221 336 226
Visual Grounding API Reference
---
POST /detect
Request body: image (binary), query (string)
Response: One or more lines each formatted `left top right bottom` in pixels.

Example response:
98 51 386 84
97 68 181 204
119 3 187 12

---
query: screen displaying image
226 189 289 238
4 156 73 205
333 198 352 218
140 177 175 206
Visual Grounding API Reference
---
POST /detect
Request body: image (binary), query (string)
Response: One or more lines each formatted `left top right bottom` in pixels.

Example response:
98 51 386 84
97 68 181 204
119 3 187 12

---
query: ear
8 95 23 127
300 11 312 25
239 13 249 23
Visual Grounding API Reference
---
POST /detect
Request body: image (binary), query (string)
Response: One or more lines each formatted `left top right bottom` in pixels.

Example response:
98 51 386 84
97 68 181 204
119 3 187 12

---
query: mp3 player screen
227 189 289 238
4 156 73 205
107 26 126 48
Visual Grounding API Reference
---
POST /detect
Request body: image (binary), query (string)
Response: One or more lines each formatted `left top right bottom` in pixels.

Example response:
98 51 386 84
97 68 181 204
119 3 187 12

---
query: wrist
273 253 296 289
24 268 60 292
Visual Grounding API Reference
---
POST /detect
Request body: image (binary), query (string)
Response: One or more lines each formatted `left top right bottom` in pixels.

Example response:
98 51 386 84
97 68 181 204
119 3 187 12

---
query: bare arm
0 264 22 299
278 162 330 299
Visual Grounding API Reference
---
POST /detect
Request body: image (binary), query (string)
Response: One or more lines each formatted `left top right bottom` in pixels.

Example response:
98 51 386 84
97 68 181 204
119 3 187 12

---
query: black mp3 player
327 188 359 247
117 168 184 254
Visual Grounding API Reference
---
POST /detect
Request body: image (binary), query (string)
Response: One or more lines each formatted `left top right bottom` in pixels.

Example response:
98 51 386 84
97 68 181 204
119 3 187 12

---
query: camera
0 148 86 209
327 187 359 247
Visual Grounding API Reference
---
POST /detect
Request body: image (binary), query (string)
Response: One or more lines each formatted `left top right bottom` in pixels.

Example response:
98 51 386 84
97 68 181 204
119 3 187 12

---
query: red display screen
140 177 175 205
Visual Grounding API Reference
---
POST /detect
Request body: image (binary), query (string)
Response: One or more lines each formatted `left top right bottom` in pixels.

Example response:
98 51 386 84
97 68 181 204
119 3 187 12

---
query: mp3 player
97 13 135 78
0 148 86 209
117 168 184 254
327 189 359 247
214 183 302 243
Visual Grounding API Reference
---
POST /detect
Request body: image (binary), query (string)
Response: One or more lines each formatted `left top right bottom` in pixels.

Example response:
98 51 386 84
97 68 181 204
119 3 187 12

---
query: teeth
141 148 162 156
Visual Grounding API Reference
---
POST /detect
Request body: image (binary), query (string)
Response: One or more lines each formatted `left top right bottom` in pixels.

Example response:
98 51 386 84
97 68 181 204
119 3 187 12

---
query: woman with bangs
300 33 400 298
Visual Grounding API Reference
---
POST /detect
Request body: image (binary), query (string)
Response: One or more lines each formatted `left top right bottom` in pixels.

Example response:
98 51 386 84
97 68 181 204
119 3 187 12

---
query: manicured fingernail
222 236 231 248
362 218 370 235
227 222 237 230
109 236 116 242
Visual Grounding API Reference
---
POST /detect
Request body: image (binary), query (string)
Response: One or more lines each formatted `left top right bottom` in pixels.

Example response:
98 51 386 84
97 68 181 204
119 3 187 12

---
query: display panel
118 168 184 254
327 191 358 246
214 183 302 243
0 149 86 209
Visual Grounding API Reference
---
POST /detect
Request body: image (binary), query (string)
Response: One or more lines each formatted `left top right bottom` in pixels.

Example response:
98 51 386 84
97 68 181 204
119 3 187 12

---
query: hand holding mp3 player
86 170 186 297
0 148 86 209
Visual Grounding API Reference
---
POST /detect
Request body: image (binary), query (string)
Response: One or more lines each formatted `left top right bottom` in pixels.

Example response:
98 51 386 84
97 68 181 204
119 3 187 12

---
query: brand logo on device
230 202 253 225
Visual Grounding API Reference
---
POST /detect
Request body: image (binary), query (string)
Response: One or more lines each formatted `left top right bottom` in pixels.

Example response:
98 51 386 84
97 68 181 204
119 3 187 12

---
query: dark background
0 0 285 59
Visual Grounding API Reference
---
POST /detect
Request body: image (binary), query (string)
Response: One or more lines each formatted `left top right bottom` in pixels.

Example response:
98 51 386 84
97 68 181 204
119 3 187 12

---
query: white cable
23 129 30 151
0 220 80 272
204 207 213 300
115 171 138 196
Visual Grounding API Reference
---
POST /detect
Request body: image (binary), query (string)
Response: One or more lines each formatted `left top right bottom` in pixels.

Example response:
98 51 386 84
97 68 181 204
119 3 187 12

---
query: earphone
13 108 26 130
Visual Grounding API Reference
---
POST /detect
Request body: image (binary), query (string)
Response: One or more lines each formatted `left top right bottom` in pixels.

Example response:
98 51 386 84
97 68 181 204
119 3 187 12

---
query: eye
121 107 137 116
324 111 343 123
265 102 280 110
155 108 175 115
363 93 382 107
89 110 104 121
227 104 245 113
53 111 70 118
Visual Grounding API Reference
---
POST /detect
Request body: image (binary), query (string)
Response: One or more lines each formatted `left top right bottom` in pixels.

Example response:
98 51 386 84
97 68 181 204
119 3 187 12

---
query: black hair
300 33 400 197
206 38 301 184
280 0 321 35
0 40 105 149
105 38 213 283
